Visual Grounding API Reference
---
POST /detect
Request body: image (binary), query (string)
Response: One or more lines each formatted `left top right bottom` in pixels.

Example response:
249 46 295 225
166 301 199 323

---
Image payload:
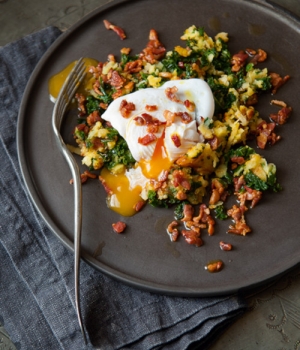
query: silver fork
52 58 87 343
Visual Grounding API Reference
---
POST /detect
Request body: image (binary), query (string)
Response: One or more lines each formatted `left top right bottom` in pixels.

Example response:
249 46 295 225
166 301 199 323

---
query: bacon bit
209 178 228 205
120 47 131 55
112 221 127 233
181 229 203 247
138 133 157 145
133 200 145 212
237 186 262 208
193 204 215 236
207 136 220 151
173 170 191 190
124 59 143 73
269 72 290 94
219 241 232 251
146 104 158 112
250 48 267 64
103 19 126 40
231 156 245 165
167 221 180 242
233 175 246 192
120 99 136 118
231 50 249 72
171 134 181 148
159 72 173 79
92 80 103 95
227 204 251 236
84 170 97 179
256 120 280 149
139 29 166 63
245 48 256 56
91 138 104 150
75 93 86 115
163 110 176 126
99 102 108 110
133 116 145 125
74 123 89 137
176 190 187 200
270 106 292 125
206 260 223 272
181 204 194 222
99 176 113 195
69 173 88 185
270 99 287 108
179 112 193 124
109 70 126 89
184 99 196 112
158 170 169 182
165 86 183 104
245 93 258 106
87 110 101 126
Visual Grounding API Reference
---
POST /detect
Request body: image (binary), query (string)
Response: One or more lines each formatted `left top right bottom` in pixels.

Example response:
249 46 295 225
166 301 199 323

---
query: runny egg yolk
139 133 172 179
100 168 144 217
48 57 98 101
100 133 172 217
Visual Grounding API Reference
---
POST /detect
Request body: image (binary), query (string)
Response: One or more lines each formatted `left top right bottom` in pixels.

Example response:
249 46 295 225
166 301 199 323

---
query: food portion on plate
51 23 292 253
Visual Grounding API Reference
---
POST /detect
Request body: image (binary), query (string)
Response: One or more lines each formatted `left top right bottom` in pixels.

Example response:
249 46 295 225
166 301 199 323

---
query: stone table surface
1 0 300 349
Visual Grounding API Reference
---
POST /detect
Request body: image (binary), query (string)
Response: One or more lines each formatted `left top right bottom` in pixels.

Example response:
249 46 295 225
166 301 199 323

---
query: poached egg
100 79 214 216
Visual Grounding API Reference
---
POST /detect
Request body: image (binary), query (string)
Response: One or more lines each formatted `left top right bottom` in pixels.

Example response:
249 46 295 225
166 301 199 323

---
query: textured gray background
1 0 300 349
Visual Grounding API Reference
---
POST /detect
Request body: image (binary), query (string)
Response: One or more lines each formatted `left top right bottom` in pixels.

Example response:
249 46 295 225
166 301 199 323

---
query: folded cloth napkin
0 26 247 350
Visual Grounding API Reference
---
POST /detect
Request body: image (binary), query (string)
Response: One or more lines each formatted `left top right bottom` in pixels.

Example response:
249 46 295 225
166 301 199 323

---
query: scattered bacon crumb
86 110 102 126
167 221 180 242
103 19 126 40
120 99 136 118
165 86 183 103
181 204 194 222
270 99 287 108
171 134 181 148
133 200 145 212
227 204 251 236
231 50 248 72
145 104 158 112
69 173 89 185
84 170 97 179
220 241 232 251
109 70 126 89
250 48 267 64
269 106 292 125
181 229 203 247
75 93 86 115
138 133 157 145
256 120 280 149
184 99 195 112
139 29 166 63
269 72 290 94
112 221 127 233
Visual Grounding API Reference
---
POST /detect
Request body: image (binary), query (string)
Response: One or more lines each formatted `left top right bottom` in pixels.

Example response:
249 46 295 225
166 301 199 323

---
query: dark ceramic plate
17 0 300 296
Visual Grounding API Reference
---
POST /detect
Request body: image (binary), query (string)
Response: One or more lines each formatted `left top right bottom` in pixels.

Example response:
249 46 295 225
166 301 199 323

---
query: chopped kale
214 205 228 220
100 136 135 170
148 190 168 208
244 171 282 192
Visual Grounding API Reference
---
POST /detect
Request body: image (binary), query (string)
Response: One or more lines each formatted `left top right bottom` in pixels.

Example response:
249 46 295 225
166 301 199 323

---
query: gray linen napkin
0 26 247 350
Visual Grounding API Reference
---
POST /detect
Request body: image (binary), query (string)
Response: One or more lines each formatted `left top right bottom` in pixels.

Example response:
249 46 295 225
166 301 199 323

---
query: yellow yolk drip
139 133 172 180
48 57 98 101
100 168 144 217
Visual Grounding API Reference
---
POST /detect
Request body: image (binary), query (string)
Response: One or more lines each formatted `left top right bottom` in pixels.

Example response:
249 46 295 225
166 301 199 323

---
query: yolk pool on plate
139 133 172 179
100 168 143 217
48 57 98 101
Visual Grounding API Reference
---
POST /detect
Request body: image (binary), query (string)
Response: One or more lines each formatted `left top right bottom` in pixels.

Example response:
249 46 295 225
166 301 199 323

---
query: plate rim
16 0 300 296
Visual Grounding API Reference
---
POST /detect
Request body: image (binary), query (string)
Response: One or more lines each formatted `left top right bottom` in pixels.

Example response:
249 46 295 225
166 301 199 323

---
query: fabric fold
0 26 247 350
